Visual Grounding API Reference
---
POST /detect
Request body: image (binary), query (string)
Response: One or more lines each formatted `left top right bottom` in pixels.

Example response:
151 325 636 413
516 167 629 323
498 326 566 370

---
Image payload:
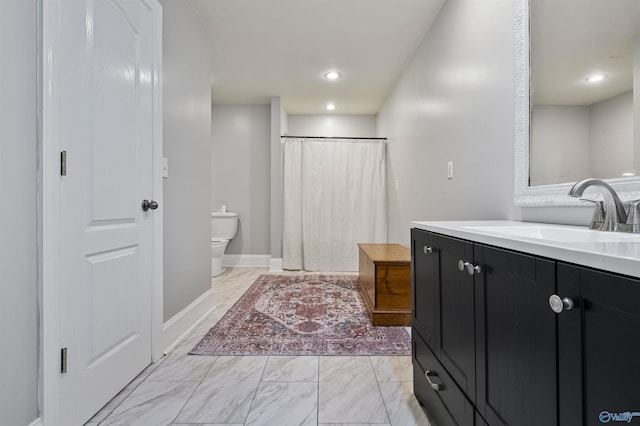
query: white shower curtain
282 138 387 271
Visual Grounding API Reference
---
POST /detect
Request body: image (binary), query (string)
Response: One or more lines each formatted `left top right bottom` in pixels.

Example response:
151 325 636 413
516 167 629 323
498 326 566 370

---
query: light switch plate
447 161 454 179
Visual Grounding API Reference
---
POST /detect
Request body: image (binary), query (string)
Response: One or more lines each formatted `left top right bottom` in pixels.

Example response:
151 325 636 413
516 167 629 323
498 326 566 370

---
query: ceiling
531 0 640 106
188 0 446 114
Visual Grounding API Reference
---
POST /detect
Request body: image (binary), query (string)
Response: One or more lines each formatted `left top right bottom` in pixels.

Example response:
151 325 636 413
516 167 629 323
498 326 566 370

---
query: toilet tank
211 212 239 240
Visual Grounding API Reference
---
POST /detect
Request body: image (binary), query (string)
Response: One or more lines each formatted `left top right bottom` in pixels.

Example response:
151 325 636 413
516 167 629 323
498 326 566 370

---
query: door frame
39 0 163 424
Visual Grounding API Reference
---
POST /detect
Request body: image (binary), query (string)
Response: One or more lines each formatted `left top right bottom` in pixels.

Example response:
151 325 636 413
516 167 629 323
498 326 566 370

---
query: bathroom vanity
410 221 640 426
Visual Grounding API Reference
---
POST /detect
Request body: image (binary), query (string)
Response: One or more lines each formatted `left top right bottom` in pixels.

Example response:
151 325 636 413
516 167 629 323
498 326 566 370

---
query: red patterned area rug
190 274 411 356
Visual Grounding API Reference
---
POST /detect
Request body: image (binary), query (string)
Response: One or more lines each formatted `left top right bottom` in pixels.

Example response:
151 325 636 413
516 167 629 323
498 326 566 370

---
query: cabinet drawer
413 330 474 426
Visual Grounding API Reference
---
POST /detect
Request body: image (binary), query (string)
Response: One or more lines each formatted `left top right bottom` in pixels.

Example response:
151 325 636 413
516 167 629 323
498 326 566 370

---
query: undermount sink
462 224 640 243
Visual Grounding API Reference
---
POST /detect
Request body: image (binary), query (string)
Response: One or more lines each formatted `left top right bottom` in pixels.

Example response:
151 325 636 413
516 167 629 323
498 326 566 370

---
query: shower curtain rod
281 135 387 140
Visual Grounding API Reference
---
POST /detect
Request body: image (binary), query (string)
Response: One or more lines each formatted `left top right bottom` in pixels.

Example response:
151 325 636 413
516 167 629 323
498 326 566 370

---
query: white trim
513 0 640 207
269 257 283 272
41 0 63 423
36 0 44 417
161 288 214 354
150 0 164 364
223 254 271 268
27 418 44 426
512 0 530 206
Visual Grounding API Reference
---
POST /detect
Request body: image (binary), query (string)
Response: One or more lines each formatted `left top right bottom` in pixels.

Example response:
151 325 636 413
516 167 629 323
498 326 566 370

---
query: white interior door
51 0 161 423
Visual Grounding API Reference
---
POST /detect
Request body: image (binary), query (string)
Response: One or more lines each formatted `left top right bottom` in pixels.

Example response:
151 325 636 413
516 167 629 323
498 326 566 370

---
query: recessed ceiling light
324 71 341 80
622 172 636 177
586 74 605 83
325 103 336 111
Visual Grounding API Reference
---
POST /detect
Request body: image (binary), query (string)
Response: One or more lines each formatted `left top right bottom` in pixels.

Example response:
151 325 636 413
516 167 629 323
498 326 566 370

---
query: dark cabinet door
437 235 476 403
411 228 439 349
558 264 640 426
475 245 557 426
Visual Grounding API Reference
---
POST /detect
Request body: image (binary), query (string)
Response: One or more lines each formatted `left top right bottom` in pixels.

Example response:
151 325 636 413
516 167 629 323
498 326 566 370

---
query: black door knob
142 199 159 211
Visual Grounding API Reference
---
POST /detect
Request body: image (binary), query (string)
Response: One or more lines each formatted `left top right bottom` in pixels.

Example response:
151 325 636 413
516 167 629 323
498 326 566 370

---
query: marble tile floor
86 267 430 426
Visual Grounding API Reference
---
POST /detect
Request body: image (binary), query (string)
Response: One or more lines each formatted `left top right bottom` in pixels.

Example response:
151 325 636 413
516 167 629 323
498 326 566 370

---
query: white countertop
411 220 640 279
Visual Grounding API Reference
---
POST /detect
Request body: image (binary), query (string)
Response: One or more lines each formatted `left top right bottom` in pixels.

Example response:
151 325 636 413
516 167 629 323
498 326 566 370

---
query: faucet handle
580 198 605 230
625 199 640 232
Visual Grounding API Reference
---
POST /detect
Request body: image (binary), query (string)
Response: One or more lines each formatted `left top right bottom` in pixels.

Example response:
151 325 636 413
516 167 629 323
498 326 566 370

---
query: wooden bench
357 243 411 326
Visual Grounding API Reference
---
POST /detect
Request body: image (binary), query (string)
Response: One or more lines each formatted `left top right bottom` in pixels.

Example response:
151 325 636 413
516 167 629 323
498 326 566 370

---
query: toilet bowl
211 239 229 277
211 211 239 277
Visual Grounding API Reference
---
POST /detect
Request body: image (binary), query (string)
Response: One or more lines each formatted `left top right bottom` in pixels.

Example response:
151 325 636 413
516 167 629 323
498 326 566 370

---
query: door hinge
60 150 67 176
61 347 68 374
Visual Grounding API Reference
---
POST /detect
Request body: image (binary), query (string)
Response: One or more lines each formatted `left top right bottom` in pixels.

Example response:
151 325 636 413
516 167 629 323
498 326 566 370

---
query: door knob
142 199 159 211
549 294 574 313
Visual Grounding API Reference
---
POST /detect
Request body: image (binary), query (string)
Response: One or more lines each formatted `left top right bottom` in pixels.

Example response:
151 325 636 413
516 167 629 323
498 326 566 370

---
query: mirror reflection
530 0 640 186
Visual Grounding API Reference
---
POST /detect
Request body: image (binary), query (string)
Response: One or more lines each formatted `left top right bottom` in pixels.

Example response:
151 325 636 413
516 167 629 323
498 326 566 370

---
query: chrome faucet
568 178 627 232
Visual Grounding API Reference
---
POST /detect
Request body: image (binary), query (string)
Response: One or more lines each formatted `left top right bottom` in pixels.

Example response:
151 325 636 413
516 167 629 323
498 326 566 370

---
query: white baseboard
162 288 214 354
27 418 43 426
269 257 283 272
222 254 270 268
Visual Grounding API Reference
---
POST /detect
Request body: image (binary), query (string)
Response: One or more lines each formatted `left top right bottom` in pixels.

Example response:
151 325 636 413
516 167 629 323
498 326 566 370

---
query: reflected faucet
568 178 628 232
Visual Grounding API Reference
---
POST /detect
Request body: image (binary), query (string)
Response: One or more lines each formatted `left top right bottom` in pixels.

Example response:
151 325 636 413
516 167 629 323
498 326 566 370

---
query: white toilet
211 211 239 277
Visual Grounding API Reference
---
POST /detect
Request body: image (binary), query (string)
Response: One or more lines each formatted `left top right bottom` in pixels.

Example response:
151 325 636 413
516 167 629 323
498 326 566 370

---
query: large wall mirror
514 0 640 206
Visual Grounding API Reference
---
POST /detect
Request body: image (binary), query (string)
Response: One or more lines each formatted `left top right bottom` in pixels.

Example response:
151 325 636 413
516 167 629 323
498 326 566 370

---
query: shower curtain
282 137 387 271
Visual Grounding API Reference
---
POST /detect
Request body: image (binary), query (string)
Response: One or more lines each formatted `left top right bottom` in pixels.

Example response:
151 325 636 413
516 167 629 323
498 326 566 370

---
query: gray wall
524 92 634 225
531 105 591 186
212 105 271 255
288 115 377 137
377 0 518 247
161 0 212 321
270 97 286 260
590 91 634 178
0 0 39 424
531 92 634 185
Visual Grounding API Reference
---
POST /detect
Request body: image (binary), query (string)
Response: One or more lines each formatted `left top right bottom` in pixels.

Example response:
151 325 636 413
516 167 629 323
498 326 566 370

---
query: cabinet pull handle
424 246 433 254
425 370 444 391
549 294 574 313
458 260 469 271
458 260 481 275
466 263 482 276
